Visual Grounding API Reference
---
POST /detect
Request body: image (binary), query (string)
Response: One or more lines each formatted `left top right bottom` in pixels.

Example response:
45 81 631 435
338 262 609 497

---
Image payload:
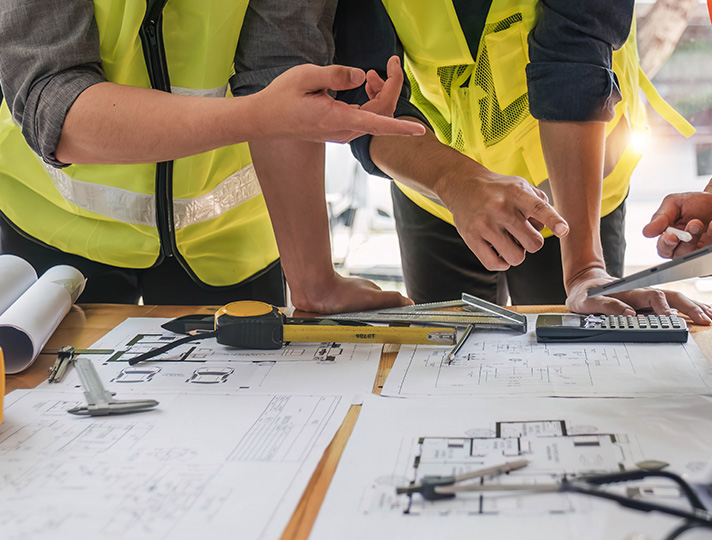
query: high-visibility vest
0 0 279 287
381 0 694 233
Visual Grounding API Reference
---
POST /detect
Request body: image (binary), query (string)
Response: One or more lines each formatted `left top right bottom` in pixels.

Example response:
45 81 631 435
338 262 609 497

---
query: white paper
0 254 37 313
382 315 712 397
41 317 382 400
311 394 712 540
0 265 85 373
0 389 350 540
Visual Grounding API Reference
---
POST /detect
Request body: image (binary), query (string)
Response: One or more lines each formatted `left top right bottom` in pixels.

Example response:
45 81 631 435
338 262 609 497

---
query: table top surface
6 303 712 540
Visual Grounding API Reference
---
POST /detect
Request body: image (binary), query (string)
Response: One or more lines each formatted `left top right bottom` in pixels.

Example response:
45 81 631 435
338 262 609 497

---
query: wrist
231 93 273 141
287 267 339 312
434 156 495 208
563 263 607 294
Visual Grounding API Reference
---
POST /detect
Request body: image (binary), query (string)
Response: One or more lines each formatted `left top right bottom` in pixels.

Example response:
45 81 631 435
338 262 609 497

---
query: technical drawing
313 343 343 362
106 331 330 364
54 317 382 398
363 419 683 518
0 392 350 540
383 327 712 397
112 365 162 383
187 367 234 384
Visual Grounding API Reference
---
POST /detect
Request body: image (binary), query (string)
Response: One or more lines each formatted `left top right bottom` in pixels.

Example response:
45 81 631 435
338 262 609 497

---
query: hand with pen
643 184 712 259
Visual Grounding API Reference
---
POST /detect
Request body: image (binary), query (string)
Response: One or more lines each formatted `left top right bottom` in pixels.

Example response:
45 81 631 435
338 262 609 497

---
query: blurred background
325 0 712 304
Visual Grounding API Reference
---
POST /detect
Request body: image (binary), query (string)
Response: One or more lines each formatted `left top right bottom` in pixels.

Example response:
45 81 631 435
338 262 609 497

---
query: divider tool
67 357 159 416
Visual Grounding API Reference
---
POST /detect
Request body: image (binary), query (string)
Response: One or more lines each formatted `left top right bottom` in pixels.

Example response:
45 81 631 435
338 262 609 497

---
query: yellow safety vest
381 0 694 232
0 0 279 287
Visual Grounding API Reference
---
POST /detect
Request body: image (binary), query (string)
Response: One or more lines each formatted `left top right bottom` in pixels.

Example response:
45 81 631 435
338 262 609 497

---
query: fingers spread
312 65 366 93
361 57 403 117
568 295 636 317
326 102 424 141
365 70 385 100
661 291 712 325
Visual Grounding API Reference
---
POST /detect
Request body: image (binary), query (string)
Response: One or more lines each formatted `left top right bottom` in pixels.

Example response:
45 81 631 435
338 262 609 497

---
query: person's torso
381 0 689 228
0 0 279 287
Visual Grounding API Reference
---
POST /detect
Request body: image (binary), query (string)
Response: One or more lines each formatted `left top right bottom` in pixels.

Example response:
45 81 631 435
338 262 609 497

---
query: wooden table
6 304 712 540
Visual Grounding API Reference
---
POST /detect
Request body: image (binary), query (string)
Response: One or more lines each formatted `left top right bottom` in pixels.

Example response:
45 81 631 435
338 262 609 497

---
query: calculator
535 314 688 343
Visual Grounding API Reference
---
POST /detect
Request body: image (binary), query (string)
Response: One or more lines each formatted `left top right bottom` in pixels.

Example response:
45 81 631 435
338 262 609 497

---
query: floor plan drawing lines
38 318 383 399
382 316 712 397
309 395 712 540
0 390 351 540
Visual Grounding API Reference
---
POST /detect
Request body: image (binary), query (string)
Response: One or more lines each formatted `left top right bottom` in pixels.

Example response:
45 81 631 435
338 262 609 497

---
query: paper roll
0 254 37 314
0 265 86 374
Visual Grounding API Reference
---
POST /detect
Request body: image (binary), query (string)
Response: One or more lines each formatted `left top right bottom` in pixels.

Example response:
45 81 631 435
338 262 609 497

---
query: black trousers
391 183 626 305
0 213 286 306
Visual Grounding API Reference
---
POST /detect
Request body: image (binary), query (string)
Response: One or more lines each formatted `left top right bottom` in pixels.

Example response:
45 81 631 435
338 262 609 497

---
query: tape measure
130 301 457 365
215 301 456 349
215 301 286 349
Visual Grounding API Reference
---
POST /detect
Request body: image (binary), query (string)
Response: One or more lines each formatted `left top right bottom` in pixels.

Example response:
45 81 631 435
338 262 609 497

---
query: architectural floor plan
382 316 712 397
310 394 712 540
43 318 382 399
0 390 350 540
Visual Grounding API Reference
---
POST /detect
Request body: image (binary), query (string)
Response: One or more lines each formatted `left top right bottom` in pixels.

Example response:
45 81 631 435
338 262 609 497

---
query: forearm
370 118 490 202
55 82 264 164
248 139 334 304
540 120 607 288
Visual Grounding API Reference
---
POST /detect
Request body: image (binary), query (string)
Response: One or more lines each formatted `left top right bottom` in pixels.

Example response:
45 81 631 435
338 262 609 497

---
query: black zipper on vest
139 0 176 259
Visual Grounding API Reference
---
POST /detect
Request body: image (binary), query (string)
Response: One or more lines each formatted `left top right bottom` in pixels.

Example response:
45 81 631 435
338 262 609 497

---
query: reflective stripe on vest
171 84 227 98
0 1 280 286
42 161 261 229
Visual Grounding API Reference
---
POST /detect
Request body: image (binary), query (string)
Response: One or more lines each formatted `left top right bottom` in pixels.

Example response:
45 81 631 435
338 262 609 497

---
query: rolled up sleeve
0 0 105 167
231 0 337 96
526 0 635 122
334 0 431 178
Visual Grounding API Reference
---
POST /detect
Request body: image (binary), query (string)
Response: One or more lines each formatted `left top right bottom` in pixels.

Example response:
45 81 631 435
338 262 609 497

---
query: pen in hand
664 227 693 243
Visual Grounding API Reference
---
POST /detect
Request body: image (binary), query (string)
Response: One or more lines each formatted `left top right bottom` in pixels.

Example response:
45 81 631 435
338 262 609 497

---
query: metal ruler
67 357 159 416
320 293 527 333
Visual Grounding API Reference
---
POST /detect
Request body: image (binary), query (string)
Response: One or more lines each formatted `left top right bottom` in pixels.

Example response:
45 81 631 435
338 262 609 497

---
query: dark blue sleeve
526 0 635 122
334 0 432 179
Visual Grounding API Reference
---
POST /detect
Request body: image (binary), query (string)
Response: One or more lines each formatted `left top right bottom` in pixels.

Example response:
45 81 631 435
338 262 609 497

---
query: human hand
642 191 712 258
362 56 409 117
565 267 712 325
289 271 413 314
437 168 569 271
255 63 425 143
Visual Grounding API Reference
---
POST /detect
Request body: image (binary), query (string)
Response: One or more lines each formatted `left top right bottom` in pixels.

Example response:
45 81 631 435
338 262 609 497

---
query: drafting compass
67 357 159 416
320 293 527 333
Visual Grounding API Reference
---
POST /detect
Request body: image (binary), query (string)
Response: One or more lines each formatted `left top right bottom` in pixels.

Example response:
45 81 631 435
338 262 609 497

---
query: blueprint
42 318 382 399
382 316 712 397
0 389 350 540
310 394 712 540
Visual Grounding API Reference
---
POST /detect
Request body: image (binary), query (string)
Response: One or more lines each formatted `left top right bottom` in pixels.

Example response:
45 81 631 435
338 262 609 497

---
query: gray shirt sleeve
526 0 635 122
230 0 338 96
0 0 106 167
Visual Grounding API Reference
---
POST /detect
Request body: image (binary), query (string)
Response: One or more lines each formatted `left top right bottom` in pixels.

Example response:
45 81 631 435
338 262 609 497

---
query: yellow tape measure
215 301 456 349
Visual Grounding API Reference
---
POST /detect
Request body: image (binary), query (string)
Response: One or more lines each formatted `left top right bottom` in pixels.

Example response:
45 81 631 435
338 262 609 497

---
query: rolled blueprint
0 265 86 374
0 254 37 314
